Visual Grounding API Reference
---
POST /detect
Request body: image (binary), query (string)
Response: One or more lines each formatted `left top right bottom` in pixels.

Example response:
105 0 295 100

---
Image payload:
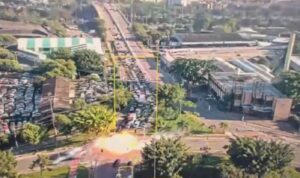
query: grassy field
19 165 88 178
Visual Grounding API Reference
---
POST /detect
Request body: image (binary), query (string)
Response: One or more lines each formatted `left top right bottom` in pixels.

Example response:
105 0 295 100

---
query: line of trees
136 137 296 178
0 47 22 72
32 48 104 81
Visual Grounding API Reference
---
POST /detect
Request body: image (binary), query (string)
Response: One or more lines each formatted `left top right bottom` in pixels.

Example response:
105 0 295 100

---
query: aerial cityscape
0 0 300 177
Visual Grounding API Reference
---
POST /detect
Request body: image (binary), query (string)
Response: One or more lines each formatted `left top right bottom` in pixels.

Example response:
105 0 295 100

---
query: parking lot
76 78 113 104
0 73 42 133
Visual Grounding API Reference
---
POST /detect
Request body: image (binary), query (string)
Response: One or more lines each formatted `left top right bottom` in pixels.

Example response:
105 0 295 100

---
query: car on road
52 147 86 165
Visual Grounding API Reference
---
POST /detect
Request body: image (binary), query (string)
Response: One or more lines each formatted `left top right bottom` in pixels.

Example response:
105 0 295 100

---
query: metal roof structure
17 37 103 55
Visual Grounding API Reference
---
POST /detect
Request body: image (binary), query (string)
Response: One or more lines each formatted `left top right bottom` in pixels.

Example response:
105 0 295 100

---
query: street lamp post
47 93 59 156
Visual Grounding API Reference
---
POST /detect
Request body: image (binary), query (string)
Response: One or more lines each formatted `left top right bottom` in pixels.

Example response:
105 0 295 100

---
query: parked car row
76 78 113 104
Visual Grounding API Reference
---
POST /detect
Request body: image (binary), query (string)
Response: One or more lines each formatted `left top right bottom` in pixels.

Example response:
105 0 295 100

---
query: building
17 37 104 56
40 77 75 113
165 33 257 48
160 46 273 69
167 0 227 9
209 72 292 120
0 20 48 38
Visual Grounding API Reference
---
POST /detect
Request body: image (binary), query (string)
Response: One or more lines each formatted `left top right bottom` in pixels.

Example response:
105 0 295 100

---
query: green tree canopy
73 98 87 110
20 123 47 145
0 47 16 60
142 137 188 178
114 87 133 110
193 11 212 32
73 105 116 135
132 23 151 44
35 59 76 79
227 137 294 178
95 18 107 40
275 71 300 104
45 20 66 37
158 84 194 108
55 114 72 136
48 48 73 60
0 59 22 72
73 49 103 73
171 58 216 86
0 151 17 178
0 35 17 46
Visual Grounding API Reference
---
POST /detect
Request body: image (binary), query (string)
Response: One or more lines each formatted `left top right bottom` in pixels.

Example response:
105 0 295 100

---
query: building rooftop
40 77 73 111
210 72 284 97
173 32 250 43
0 20 48 37
17 37 103 55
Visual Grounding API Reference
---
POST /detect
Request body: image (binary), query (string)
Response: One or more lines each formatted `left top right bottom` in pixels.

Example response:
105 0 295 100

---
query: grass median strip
19 165 88 178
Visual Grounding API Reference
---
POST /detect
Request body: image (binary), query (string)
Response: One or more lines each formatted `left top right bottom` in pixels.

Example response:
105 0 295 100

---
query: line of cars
76 78 113 104
104 3 156 130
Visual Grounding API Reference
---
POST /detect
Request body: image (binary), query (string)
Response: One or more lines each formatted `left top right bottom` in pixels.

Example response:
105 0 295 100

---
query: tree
171 59 216 86
30 154 51 176
48 48 72 60
132 23 151 44
142 137 188 178
158 84 194 108
223 19 238 33
0 151 17 178
73 98 87 110
0 47 16 60
219 122 229 133
46 20 66 37
115 87 133 110
55 114 72 137
219 162 244 178
20 123 46 145
275 72 300 105
193 12 212 32
0 59 22 72
35 59 76 79
0 133 9 145
95 18 107 40
73 49 103 73
227 138 294 178
87 73 101 81
73 105 116 135
0 35 16 47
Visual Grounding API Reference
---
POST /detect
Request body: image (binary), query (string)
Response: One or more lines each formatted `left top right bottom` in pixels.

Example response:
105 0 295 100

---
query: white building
17 37 104 59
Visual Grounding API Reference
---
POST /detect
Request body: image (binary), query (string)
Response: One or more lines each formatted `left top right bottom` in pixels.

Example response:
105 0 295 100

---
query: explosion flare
93 132 146 154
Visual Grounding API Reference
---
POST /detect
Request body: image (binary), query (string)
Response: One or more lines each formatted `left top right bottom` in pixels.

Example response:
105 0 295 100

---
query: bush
289 114 300 130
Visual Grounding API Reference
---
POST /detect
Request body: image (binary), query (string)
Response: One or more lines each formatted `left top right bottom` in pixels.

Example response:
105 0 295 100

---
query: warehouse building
17 37 104 60
209 72 292 121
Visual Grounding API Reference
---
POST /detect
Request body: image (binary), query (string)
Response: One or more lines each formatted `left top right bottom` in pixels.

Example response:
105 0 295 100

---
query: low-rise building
209 72 292 120
17 37 104 56
165 33 257 48
40 77 75 113
0 20 49 38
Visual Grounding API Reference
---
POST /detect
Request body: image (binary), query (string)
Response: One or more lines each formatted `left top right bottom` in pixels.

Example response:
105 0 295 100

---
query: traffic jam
106 9 156 130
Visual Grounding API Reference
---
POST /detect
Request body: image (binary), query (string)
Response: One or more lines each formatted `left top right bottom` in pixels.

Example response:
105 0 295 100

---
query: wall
272 98 293 121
